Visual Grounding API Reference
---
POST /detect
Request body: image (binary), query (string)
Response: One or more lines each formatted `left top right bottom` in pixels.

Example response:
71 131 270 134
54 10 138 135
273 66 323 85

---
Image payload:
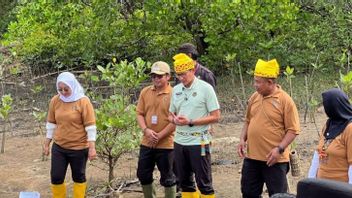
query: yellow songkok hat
173 53 195 74
254 59 280 78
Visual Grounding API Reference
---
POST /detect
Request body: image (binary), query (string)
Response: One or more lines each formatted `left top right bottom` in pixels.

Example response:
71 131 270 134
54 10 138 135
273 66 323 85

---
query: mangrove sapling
0 94 13 153
94 58 150 183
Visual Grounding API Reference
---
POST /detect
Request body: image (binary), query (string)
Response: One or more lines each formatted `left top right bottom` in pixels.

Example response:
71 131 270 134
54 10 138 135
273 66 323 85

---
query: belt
176 130 211 156
176 130 208 137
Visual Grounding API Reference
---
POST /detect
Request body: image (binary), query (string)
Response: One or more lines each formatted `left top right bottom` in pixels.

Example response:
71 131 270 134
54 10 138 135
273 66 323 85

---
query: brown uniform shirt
47 95 96 150
136 84 174 149
246 86 300 162
317 123 352 182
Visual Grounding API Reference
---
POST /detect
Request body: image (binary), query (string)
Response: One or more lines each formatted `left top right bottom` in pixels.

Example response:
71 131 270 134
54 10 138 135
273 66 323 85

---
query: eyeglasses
151 74 164 79
57 87 70 93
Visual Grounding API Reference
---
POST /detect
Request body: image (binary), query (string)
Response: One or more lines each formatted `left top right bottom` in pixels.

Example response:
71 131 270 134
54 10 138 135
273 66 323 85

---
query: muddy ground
0 112 325 198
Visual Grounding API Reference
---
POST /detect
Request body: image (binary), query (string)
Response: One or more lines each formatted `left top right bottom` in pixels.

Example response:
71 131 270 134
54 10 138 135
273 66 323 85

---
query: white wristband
308 151 320 178
46 122 57 139
85 125 97 141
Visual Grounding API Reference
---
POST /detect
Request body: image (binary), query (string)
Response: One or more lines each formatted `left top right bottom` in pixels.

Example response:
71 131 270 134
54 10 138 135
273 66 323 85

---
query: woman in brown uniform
308 88 352 184
43 72 97 198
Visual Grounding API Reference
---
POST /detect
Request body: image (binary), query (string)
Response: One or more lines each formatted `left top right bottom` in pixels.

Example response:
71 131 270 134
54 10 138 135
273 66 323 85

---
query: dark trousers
51 143 88 184
241 158 289 198
174 142 214 195
137 145 176 187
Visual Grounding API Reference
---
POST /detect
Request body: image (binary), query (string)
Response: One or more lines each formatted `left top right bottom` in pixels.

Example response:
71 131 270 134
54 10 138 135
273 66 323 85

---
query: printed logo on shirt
176 92 182 96
163 95 170 103
174 92 184 101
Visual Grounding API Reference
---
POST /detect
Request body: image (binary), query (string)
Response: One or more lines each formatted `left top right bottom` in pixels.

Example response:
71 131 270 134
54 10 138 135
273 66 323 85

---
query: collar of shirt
182 77 199 91
262 85 282 99
151 83 172 95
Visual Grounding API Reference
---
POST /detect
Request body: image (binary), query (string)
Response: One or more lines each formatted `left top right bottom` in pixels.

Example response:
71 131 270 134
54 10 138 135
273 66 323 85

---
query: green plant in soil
0 94 13 153
93 57 150 183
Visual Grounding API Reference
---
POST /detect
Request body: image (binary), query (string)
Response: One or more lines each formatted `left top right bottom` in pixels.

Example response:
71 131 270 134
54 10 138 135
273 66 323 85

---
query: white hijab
56 72 85 102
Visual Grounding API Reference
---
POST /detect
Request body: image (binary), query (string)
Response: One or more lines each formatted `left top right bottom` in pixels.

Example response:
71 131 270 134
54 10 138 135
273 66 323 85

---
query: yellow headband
173 53 195 74
254 59 280 78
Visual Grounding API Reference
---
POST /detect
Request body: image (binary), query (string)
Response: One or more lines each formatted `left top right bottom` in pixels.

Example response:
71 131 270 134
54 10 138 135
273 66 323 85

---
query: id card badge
151 115 158 125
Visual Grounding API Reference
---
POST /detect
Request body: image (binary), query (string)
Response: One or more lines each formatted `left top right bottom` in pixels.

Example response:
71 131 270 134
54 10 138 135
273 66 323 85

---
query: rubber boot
51 183 66 198
165 185 176 198
200 194 215 198
73 182 87 198
181 190 200 198
142 183 157 198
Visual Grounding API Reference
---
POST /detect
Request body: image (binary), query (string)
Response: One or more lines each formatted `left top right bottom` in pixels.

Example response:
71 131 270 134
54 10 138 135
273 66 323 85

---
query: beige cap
150 61 170 75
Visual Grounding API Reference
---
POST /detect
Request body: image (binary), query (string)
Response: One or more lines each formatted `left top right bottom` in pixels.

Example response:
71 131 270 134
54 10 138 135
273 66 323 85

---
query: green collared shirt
170 78 220 145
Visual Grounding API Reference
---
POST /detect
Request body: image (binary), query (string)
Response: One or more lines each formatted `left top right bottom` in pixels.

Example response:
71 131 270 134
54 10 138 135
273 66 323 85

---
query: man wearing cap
169 53 220 198
237 59 300 197
136 61 176 198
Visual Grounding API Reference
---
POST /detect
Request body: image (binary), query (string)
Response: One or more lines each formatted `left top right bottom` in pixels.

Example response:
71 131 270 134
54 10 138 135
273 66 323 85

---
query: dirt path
0 113 327 198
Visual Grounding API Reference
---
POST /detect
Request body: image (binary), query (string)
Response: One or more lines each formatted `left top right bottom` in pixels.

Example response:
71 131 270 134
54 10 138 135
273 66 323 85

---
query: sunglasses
57 87 70 93
151 74 165 79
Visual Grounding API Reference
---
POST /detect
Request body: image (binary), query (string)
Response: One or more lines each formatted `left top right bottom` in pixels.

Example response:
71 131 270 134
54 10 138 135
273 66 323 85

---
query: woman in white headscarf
43 72 97 198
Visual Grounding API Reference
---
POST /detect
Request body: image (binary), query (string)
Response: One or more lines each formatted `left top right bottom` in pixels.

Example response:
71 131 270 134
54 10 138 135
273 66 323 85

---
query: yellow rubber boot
73 182 87 198
51 183 66 198
181 191 200 198
200 194 215 198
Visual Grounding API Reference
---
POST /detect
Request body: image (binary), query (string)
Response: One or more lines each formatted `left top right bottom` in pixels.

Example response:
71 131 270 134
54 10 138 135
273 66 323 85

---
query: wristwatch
188 119 194 127
277 146 284 154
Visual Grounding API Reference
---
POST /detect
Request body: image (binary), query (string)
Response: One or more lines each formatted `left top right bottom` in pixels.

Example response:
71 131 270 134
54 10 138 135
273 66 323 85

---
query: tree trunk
1 123 6 153
109 156 114 182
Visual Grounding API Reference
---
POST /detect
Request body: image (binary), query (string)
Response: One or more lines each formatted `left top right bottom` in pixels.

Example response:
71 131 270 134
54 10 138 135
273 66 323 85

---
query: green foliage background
1 0 351 76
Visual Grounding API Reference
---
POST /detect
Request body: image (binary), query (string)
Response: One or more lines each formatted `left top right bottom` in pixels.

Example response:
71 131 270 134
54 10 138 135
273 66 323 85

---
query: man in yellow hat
169 53 220 198
237 59 300 197
136 61 176 198
176 43 216 88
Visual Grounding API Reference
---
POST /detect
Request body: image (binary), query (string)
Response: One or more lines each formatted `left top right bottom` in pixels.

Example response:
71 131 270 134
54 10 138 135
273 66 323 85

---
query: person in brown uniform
237 59 300 197
308 88 352 184
43 72 97 198
136 61 176 198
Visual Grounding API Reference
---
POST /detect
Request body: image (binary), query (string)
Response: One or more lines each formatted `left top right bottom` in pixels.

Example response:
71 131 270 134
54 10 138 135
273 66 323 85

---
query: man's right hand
237 140 247 158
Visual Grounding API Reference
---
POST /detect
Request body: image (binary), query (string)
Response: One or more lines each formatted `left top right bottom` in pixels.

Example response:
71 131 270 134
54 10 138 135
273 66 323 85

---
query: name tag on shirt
151 115 158 125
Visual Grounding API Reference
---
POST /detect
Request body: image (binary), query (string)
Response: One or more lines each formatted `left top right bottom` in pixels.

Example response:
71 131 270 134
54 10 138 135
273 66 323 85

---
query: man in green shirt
169 53 220 198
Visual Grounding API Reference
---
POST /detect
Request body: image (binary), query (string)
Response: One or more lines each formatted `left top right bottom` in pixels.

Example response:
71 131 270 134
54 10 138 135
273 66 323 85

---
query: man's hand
266 147 281 166
237 139 247 158
173 115 189 126
145 128 159 147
